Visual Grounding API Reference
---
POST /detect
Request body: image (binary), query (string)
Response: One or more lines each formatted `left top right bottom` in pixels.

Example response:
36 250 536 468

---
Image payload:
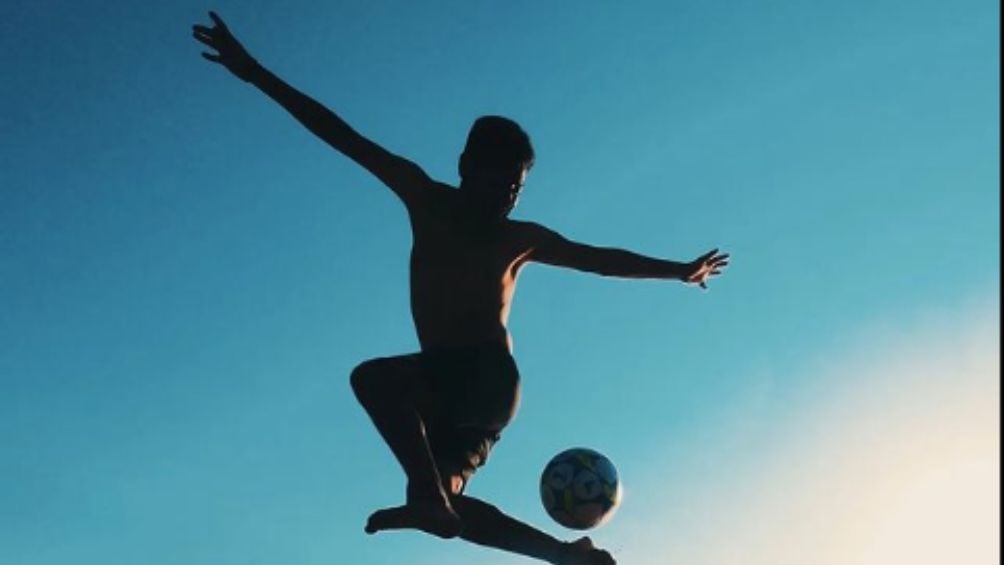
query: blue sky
1 1 998 564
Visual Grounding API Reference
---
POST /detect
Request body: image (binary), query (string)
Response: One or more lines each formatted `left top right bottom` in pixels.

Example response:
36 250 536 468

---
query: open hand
192 11 258 81
684 248 729 290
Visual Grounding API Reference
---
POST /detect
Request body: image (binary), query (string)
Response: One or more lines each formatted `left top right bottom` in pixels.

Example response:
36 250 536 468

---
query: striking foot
364 500 464 539
554 536 616 565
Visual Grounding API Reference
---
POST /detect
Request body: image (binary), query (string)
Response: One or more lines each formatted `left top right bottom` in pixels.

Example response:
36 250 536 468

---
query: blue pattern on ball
539 447 622 529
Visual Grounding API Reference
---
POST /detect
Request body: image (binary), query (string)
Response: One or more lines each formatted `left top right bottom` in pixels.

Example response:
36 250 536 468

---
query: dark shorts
416 343 521 493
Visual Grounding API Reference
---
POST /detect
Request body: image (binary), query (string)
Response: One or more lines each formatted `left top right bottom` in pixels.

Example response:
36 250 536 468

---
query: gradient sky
1 1 999 564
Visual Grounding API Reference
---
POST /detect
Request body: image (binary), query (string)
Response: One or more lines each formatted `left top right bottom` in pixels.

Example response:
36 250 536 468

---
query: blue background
1 1 998 563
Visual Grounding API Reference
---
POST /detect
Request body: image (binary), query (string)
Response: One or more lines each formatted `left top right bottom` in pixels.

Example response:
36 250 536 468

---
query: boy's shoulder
502 219 560 254
506 219 556 241
404 181 456 217
506 218 547 231
503 218 538 238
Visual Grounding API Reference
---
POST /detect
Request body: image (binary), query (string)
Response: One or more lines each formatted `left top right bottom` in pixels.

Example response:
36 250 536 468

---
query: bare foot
364 500 464 539
553 536 616 565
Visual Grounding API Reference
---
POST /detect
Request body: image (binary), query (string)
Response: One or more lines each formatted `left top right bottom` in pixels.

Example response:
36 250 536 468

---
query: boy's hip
419 341 521 431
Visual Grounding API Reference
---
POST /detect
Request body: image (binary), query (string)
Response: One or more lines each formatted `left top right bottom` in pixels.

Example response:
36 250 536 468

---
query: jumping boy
193 12 729 564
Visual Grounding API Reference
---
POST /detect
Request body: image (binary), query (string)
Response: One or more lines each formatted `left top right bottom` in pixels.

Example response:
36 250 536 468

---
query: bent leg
452 495 616 565
350 355 462 538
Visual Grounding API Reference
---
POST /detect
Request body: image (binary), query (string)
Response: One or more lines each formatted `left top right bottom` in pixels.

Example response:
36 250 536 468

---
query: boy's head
458 116 535 219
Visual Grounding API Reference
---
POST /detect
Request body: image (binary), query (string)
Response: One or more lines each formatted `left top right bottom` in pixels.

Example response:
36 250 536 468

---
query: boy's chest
410 221 532 285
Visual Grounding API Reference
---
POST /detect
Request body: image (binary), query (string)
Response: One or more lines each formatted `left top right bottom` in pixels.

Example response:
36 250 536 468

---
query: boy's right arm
192 12 429 206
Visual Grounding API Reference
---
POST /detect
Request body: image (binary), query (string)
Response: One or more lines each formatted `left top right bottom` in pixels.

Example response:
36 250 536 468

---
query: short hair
462 116 535 171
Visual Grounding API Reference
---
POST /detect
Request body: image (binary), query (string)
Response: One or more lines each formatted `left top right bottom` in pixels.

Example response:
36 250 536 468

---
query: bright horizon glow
618 301 999 565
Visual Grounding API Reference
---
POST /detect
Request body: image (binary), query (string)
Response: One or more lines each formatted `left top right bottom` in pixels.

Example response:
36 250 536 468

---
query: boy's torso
406 183 536 352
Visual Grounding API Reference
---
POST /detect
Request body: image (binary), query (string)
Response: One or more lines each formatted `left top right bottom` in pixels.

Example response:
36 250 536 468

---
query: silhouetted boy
194 12 728 564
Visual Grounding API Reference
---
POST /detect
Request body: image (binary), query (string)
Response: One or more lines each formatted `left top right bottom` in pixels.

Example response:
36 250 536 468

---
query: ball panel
539 447 622 530
572 469 601 499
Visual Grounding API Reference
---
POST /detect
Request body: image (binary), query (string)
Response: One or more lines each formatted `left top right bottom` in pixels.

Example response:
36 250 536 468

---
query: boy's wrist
662 260 688 281
239 58 264 83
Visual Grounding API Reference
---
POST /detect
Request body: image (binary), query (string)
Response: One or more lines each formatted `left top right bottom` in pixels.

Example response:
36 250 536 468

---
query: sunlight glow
627 309 1000 565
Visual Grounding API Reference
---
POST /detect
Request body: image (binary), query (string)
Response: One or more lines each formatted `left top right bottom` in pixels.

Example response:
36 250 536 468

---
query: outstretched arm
191 12 429 205
527 223 729 289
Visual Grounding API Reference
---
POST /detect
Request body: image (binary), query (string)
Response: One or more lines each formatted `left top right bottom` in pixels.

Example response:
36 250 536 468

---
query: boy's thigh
420 348 521 494
420 346 521 430
355 350 517 429
354 353 439 413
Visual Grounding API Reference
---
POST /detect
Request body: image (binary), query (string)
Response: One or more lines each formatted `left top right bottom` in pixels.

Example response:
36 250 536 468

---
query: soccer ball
540 447 622 529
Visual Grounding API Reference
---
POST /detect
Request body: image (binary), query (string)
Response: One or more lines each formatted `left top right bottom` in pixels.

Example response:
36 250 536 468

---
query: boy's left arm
525 223 729 289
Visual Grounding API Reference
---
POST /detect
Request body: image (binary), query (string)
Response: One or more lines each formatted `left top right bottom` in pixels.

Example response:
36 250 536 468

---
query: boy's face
461 163 529 219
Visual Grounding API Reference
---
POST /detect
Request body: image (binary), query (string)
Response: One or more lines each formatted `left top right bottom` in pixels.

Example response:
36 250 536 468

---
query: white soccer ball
540 447 622 529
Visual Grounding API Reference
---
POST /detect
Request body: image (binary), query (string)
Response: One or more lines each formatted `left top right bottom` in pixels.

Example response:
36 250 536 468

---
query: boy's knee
350 355 425 409
350 359 381 402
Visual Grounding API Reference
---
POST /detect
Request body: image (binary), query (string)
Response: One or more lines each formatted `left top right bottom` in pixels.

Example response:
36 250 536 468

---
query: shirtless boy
193 12 729 564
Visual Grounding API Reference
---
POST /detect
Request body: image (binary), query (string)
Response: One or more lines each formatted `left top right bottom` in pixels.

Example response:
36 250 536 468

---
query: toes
560 536 616 565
